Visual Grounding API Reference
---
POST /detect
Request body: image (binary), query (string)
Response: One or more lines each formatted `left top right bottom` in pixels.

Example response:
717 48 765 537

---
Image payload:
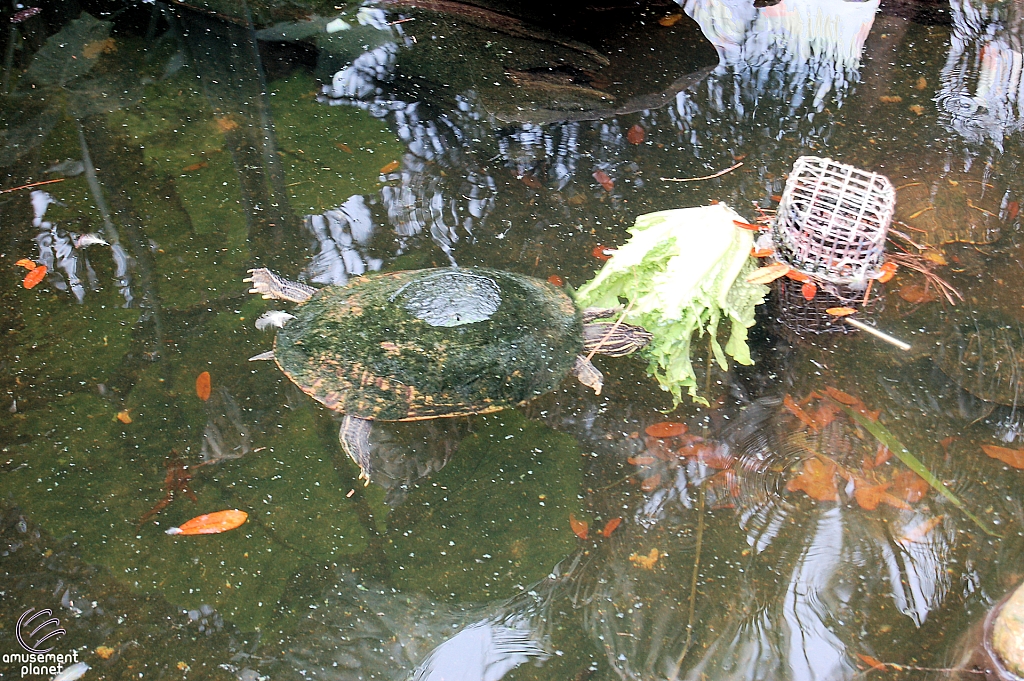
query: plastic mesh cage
773 157 895 285
773 277 885 336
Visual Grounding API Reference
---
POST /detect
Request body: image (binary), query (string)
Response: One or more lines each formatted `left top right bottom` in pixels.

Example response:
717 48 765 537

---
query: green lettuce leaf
576 204 768 406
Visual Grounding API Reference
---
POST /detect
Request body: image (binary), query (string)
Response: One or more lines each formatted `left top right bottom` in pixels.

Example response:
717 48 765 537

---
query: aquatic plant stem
836 402 1000 537
673 481 705 676
705 334 714 398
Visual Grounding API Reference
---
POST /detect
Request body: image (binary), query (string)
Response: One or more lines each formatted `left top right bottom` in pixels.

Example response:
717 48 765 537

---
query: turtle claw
245 268 317 303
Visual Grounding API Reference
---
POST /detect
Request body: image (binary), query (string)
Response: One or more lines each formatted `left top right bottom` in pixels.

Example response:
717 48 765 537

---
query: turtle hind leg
340 414 374 485
244 268 317 303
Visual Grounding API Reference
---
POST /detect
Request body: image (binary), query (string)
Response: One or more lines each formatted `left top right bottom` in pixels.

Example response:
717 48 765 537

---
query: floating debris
255 310 296 330
165 509 248 535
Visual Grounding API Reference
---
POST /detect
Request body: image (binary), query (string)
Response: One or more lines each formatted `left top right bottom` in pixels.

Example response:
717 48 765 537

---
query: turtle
935 315 1024 407
893 168 1011 247
245 266 652 483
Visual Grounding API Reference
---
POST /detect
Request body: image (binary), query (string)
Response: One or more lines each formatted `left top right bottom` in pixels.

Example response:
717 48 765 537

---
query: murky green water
2 0 1023 679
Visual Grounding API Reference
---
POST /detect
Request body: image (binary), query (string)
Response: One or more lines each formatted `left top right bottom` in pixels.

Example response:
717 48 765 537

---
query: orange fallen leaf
801 282 817 300
82 37 116 59
601 517 622 537
593 169 614 191
707 469 740 508
691 444 735 469
23 265 47 289
750 248 774 258
547 274 565 287
658 13 682 26
592 244 614 260
823 386 880 421
629 548 661 569
379 160 400 174
898 283 939 304
1008 201 1019 221
95 646 115 660
982 444 1024 468
881 492 913 511
853 478 891 510
784 268 811 283
898 515 944 543
823 386 859 405
640 473 662 491
520 174 542 189
877 261 898 283
626 124 645 145
165 509 248 535
196 371 212 401
647 438 678 461
786 457 838 502
784 394 818 431
732 219 761 231
809 401 839 429
874 443 893 467
116 410 132 424
627 455 656 465
214 116 239 133
335 142 353 153
569 513 589 539
745 263 790 285
856 653 886 671
826 306 856 317
15 258 36 270
182 162 208 172
645 421 687 438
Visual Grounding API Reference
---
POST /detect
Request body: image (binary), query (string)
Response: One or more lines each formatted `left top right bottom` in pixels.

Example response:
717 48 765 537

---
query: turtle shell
935 316 1024 406
894 170 1008 246
274 267 583 421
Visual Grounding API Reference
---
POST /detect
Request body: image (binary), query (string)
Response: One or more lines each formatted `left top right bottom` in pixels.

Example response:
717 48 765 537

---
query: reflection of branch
76 120 134 306
674 482 705 675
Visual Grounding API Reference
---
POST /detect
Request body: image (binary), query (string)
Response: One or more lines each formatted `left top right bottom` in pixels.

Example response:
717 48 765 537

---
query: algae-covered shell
894 170 1008 246
273 268 583 421
935 316 1024 406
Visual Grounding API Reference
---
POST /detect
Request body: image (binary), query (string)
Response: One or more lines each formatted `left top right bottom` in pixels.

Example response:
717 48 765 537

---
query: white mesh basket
773 157 895 287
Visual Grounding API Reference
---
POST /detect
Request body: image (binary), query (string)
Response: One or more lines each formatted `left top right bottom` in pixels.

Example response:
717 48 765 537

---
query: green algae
7 280 138 397
386 410 582 601
0 391 369 630
268 72 403 212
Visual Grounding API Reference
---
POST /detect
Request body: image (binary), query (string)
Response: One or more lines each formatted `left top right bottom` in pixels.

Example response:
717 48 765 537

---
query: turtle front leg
245 268 317 304
340 414 374 485
573 355 604 395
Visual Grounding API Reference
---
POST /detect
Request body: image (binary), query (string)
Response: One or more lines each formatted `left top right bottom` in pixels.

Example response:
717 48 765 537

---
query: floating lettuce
576 204 768 406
